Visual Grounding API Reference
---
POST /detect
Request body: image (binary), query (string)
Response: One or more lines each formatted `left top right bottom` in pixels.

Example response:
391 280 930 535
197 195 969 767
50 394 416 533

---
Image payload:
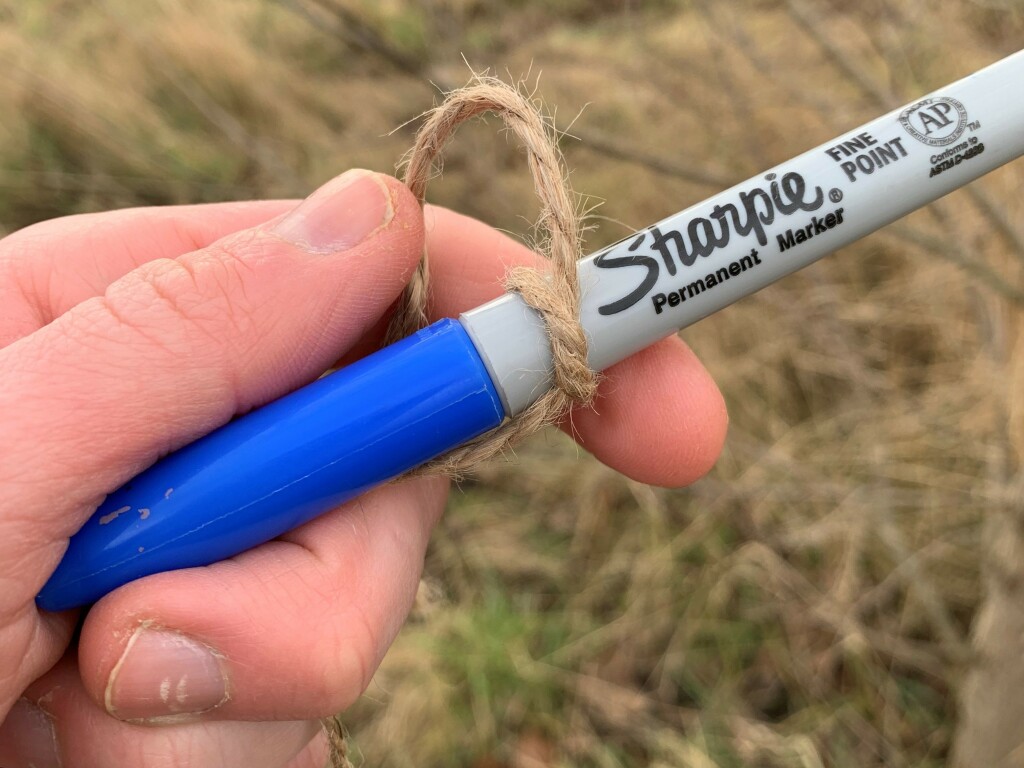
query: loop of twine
386 75 599 477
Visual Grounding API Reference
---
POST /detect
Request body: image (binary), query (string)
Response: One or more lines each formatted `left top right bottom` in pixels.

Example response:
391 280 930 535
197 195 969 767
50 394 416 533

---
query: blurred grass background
2 0 1024 765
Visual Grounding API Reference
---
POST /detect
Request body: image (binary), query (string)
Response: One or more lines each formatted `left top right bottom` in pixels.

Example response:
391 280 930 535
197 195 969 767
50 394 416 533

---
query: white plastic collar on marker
461 50 1024 417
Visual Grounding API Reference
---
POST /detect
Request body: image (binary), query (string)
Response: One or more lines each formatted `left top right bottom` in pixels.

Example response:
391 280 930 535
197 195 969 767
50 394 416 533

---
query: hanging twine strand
325 75 597 767
320 716 353 768
386 75 600 477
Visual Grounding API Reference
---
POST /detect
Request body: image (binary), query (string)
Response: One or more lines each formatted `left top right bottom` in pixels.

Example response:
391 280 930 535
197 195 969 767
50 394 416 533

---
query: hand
0 170 727 767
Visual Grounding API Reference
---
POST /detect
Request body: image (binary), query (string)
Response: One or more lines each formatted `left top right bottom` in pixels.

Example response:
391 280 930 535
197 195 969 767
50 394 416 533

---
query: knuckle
284 584 380 714
231 553 381 715
316 603 380 711
101 239 263 349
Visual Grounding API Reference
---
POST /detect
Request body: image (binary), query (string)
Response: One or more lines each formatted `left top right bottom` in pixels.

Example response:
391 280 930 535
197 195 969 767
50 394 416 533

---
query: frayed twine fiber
320 715 354 768
387 74 599 477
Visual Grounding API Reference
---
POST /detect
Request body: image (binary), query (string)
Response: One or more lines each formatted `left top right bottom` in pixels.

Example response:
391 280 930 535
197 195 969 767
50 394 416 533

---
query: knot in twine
386 75 599 477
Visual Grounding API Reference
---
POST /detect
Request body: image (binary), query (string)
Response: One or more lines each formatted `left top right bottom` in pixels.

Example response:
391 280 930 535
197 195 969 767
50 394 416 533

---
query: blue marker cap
37 319 505 611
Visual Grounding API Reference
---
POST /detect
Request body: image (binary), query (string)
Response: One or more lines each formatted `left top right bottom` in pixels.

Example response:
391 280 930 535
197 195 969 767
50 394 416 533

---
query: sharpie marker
38 51 1024 611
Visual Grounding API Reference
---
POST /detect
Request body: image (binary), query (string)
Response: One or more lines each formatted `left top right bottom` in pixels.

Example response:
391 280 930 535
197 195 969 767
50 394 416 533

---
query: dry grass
2 0 1023 765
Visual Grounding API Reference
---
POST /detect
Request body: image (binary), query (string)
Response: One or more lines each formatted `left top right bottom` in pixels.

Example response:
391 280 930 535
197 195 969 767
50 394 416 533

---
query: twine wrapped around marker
386 75 600 476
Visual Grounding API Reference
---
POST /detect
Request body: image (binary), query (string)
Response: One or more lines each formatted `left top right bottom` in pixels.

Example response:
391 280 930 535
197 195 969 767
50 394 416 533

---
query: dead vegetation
1 0 1023 765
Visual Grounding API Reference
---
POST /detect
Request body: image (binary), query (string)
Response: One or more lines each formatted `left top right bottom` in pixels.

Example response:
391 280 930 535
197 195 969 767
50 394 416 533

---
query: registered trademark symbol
829 188 843 203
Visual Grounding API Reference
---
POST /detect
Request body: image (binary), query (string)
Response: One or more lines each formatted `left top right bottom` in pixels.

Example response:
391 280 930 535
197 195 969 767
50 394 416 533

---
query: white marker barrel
462 50 1024 416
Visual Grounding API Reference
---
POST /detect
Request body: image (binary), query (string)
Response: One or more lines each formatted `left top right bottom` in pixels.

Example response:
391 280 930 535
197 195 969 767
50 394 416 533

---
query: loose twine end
386 74 600 478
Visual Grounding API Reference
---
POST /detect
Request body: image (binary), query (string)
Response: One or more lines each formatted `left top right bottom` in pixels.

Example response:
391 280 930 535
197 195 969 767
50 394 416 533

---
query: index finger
0 200 295 348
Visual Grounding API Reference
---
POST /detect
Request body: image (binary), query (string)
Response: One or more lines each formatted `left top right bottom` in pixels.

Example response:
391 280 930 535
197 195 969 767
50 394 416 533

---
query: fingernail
272 169 393 254
105 625 229 721
0 698 61 768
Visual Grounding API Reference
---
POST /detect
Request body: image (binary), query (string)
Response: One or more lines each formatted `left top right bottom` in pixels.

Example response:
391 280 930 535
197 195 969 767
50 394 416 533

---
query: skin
0 171 727 767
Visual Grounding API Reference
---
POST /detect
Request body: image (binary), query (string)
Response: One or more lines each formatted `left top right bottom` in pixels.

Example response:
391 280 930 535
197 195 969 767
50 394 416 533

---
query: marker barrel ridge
39 50 1024 610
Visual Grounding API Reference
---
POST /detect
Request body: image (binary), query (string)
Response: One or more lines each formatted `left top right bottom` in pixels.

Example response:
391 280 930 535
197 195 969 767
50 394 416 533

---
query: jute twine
322 75 597 765
386 74 599 477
